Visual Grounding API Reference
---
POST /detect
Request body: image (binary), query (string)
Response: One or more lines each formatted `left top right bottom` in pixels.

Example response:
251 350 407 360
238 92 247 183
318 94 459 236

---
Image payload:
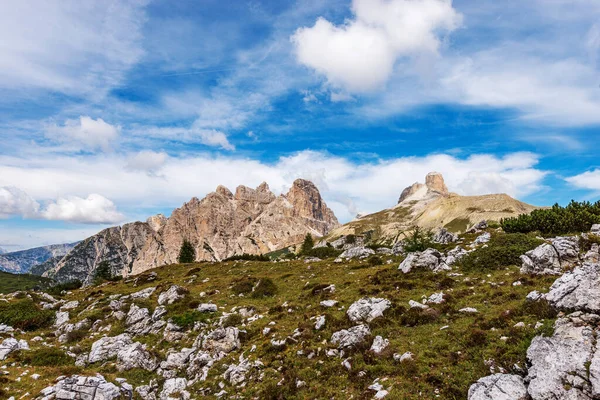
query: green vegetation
224 254 270 262
0 298 54 331
93 261 122 284
403 226 435 252
303 246 342 259
502 200 600 235
46 280 83 296
178 239 196 263
459 233 543 272
299 233 314 255
251 278 277 298
444 218 471 233
171 310 211 329
16 348 73 367
0 271 53 294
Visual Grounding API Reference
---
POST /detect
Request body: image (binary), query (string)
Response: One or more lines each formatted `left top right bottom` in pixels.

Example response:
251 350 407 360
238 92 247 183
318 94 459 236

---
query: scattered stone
347 298 391 322
158 285 187 306
473 232 491 245
459 307 478 313
425 292 445 304
320 300 338 308
526 291 545 302
433 228 459 244
88 334 133 364
198 303 218 313
117 342 158 372
409 300 429 310
38 375 125 400
0 338 28 360
315 315 326 330
370 336 389 354
331 325 371 349
467 220 488 233
201 327 240 355
129 287 157 300
160 378 190 400
520 243 561 275
339 247 375 260
545 262 600 312
399 249 450 273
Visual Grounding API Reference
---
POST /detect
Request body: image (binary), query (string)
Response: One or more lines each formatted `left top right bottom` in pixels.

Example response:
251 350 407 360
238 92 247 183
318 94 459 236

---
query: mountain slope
328 172 538 244
45 179 339 284
0 243 78 274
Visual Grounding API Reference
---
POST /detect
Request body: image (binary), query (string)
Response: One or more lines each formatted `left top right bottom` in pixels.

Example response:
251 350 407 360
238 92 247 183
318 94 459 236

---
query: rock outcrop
44 179 339 284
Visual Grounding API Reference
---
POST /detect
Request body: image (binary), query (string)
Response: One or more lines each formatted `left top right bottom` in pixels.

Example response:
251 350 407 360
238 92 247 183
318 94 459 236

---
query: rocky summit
328 172 537 244
41 179 338 284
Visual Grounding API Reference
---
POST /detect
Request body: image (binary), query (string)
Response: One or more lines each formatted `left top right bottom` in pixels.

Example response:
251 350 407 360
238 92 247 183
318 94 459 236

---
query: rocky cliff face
0 243 78 274
45 179 339 284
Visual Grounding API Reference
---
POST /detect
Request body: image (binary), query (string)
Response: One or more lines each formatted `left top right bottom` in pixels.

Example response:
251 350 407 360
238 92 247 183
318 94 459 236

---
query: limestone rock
399 249 450 273
158 285 186 306
38 375 125 400
198 303 218 313
370 336 389 354
331 325 371 348
45 179 339 283
201 327 240 355
433 228 458 244
339 246 375 260
347 298 391 323
520 243 561 275
88 334 133 364
117 342 158 372
0 338 28 360
467 374 528 400
160 378 190 400
545 262 600 312
551 236 580 267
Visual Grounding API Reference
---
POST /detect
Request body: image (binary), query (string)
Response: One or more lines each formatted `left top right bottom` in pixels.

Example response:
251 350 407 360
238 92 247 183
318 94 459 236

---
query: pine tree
299 233 314 255
178 240 196 264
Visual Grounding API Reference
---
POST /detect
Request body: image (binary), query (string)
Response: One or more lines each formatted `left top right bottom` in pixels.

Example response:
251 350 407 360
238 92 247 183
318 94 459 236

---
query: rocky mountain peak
146 214 167 232
216 185 233 199
286 179 338 224
398 172 450 204
425 172 449 196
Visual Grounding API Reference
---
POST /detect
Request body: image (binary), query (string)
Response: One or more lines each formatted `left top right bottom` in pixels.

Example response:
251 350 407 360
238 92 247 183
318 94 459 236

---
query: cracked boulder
88 334 133 364
399 249 450 273
201 326 240 355
158 285 187 306
433 228 458 244
0 338 28 360
37 375 128 400
545 262 600 312
347 297 391 323
339 246 375 260
125 304 166 335
117 342 159 372
520 243 561 275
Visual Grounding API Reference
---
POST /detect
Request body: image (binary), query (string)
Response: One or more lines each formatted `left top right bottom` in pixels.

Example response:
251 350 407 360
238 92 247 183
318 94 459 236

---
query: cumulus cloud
41 194 124 224
0 187 40 219
196 129 235 151
46 116 120 152
291 0 462 92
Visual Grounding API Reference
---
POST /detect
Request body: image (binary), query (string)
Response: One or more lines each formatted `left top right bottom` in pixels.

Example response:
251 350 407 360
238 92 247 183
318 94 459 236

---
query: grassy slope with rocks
0 229 559 399
0 271 54 294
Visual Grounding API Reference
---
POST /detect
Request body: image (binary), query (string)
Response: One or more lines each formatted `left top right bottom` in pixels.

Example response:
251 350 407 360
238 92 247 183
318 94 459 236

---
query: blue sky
1 0 599 250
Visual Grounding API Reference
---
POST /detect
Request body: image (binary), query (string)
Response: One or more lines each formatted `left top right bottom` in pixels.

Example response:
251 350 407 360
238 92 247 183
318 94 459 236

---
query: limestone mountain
43 179 339 284
327 172 537 244
0 243 78 274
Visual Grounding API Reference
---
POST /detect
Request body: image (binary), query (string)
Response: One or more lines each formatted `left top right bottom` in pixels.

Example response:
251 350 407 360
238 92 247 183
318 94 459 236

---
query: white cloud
0 187 40 219
196 129 235 151
41 194 124 224
0 150 547 225
0 0 147 98
126 150 168 173
565 170 600 192
291 0 462 92
46 116 120 152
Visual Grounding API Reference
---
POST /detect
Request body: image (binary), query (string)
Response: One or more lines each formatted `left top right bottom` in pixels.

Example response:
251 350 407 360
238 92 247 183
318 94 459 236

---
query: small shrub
93 261 122 284
0 299 54 331
252 278 277 298
367 256 383 266
345 234 356 244
403 227 435 252
65 329 88 343
231 278 257 295
459 233 543 272
400 308 440 326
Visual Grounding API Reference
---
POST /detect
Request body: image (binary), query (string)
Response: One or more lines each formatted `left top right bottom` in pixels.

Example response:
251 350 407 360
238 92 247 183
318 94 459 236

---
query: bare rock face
398 172 449 204
45 179 339 283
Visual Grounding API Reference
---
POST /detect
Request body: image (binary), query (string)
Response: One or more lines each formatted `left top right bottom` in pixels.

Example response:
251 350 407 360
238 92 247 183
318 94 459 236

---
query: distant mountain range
0 243 79 274
0 247 7 254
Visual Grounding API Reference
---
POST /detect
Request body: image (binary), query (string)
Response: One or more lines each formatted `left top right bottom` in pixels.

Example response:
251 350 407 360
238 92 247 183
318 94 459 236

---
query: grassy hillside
0 271 53 294
0 229 558 399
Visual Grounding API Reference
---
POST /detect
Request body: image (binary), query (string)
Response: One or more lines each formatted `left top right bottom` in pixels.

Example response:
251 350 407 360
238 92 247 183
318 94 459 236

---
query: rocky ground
1 226 597 399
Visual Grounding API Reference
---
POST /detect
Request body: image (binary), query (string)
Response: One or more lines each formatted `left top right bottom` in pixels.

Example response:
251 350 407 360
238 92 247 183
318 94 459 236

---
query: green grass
0 271 54 294
0 231 561 399
0 298 55 331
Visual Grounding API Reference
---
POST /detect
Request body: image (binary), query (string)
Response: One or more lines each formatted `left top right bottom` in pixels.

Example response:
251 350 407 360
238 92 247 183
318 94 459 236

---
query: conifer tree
178 239 196 264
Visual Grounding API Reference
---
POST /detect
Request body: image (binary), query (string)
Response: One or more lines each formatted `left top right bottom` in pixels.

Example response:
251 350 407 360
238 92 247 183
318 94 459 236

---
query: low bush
0 299 55 331
231 278 256 295
403 227 435 252
502 200 600 235
459 233 543 272
222 313 243 327
252 278 277 298
304 247 342 259
224 254 270 262
367 256 383 266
